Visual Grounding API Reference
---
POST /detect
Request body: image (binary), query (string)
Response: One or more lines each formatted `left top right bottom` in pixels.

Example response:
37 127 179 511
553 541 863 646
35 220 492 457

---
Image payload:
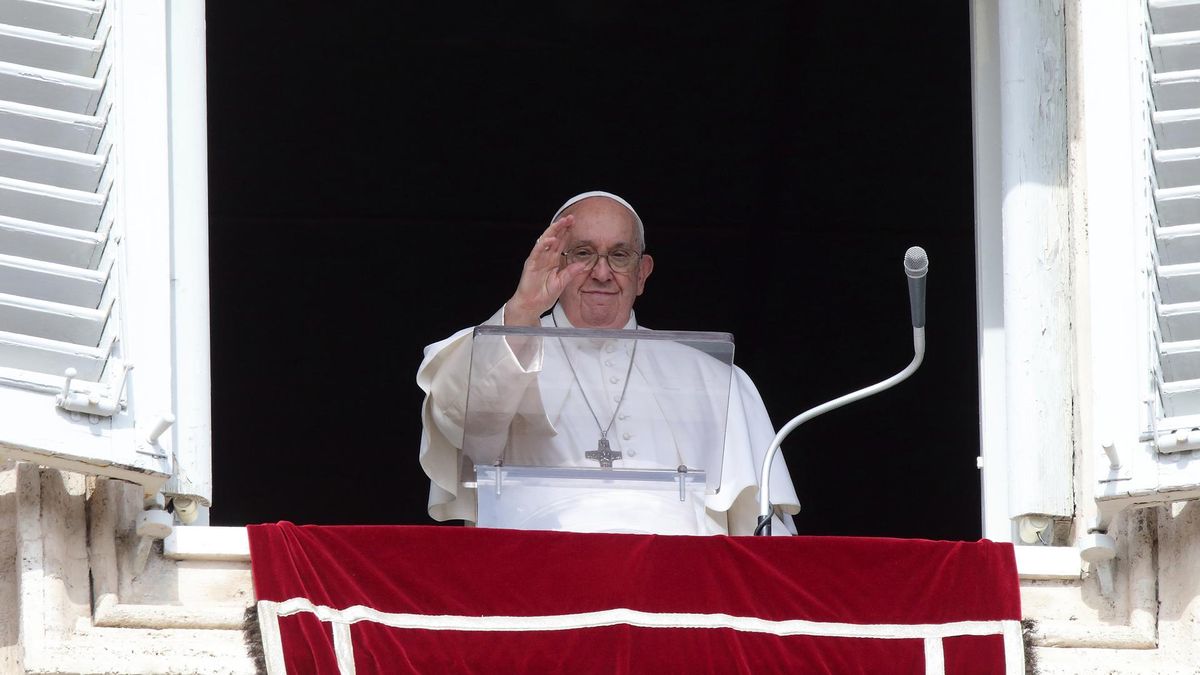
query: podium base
473 465 714 535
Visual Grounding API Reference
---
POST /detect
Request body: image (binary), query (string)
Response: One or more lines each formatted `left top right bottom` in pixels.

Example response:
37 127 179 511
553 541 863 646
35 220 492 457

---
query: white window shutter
1148 1 1200 444
0 0 117 384
0 1 211 508
1075 1 1200 515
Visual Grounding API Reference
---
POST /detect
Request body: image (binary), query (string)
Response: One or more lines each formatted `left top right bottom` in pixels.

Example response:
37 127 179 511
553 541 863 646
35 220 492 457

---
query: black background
205 2 979 540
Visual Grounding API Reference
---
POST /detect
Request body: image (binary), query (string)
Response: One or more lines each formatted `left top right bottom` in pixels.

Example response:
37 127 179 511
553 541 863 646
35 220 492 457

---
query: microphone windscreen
904 246 929 278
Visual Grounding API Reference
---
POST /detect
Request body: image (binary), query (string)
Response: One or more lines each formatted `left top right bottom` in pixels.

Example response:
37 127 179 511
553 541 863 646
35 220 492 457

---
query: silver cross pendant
585 436 622 469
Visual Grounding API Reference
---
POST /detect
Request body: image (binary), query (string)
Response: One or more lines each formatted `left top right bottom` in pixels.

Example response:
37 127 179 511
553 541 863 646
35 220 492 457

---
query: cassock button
613 396 621 403
605 360 614 367
627 448 637 457
610 376 619 384
622 431 632 440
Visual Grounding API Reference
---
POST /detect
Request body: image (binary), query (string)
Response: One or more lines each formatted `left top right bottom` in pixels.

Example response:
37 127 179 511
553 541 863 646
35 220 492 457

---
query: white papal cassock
417 304 801 535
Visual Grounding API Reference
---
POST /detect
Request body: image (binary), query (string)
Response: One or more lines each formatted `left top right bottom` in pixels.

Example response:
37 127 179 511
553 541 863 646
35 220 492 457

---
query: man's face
557 197 654 329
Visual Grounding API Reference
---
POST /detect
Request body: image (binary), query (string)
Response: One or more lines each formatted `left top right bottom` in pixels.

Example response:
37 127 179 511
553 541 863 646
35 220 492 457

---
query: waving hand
504 215 589 326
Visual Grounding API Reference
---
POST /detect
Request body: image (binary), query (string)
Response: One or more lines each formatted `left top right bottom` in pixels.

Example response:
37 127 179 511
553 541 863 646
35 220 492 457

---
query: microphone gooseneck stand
755 247 929 536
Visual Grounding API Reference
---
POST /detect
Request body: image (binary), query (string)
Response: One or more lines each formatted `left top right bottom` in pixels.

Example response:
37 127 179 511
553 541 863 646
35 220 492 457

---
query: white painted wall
973 0 1077 542
997 0 1076 525
164 0 213 518
970 0 1010 543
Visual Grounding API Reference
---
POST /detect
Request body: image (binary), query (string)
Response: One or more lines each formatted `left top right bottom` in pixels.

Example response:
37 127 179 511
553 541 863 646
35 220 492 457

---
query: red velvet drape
250 524 1021 674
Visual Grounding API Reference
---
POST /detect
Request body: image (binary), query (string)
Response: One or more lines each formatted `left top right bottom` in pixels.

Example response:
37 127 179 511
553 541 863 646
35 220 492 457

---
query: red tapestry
248 524 1022 674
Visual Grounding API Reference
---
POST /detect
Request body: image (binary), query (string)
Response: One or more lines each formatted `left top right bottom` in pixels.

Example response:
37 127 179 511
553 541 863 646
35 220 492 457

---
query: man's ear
635 254 654 296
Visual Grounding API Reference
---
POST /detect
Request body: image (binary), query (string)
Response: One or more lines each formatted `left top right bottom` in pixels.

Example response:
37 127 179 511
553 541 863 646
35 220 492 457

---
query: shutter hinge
1139 426 1200 454
56 362 132 420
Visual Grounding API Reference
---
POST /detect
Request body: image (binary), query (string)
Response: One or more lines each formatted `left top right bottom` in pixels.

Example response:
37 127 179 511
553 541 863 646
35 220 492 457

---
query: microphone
755 246 929 535
905 246 928 329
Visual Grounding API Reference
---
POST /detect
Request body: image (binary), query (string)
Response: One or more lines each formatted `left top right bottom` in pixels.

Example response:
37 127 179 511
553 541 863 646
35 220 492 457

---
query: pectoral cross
585 436 621 468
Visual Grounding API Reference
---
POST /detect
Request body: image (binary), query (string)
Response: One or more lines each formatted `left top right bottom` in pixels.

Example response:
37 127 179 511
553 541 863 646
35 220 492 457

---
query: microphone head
904 246 929 278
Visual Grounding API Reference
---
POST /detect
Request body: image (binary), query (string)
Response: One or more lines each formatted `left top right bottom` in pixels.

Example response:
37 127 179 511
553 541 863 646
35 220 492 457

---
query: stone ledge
164 525 250 562
1015 545 1083 580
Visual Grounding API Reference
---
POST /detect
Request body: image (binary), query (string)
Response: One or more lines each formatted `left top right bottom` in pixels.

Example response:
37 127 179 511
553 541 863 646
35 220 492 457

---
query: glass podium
460 324 734 535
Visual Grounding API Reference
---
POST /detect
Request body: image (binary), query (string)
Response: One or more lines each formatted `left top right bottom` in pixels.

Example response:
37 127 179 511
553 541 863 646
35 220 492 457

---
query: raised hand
504 215 589 326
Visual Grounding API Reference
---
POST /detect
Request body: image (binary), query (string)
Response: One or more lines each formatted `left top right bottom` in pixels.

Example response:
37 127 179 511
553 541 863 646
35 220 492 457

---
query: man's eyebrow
569 239 633 248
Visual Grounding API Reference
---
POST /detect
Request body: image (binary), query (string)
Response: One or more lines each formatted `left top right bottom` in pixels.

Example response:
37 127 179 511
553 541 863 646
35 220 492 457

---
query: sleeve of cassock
715 367 801 535
416 306 545 522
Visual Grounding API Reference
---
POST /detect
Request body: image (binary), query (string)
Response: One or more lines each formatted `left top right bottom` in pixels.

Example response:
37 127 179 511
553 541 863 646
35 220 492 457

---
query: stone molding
7 463 253 674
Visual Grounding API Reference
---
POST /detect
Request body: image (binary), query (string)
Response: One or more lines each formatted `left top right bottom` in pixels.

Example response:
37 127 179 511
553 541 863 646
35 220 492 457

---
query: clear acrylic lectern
460 324 734 535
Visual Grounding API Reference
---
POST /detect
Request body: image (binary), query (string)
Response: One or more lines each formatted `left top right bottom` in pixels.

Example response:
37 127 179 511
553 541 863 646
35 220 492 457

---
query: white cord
758 328 926 526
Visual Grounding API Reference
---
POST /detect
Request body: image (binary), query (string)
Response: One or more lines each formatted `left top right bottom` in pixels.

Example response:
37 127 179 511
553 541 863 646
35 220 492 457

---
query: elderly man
417 191 800 534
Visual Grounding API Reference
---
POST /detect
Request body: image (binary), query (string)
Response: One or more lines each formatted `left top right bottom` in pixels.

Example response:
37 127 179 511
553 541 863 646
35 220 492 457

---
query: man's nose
590 256 615 281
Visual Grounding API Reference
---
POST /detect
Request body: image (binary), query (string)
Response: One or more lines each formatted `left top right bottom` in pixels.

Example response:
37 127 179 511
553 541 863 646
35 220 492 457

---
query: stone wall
1024 504 1200 674
0 461 253 674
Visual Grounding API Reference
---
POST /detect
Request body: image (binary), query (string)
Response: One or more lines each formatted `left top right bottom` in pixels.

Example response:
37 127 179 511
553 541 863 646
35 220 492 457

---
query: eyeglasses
561 245 643 273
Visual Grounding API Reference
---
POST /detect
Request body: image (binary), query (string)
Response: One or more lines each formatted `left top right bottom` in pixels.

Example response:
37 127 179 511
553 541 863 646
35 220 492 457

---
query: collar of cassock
551 303 637 332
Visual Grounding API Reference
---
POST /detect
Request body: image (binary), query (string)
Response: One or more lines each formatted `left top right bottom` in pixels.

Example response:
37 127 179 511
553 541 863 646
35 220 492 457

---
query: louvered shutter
0 0 117 384
0 0 217 502
1146 2 1200 450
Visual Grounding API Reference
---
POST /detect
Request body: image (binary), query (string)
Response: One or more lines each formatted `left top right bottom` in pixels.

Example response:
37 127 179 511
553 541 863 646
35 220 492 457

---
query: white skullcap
550 190 646 250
